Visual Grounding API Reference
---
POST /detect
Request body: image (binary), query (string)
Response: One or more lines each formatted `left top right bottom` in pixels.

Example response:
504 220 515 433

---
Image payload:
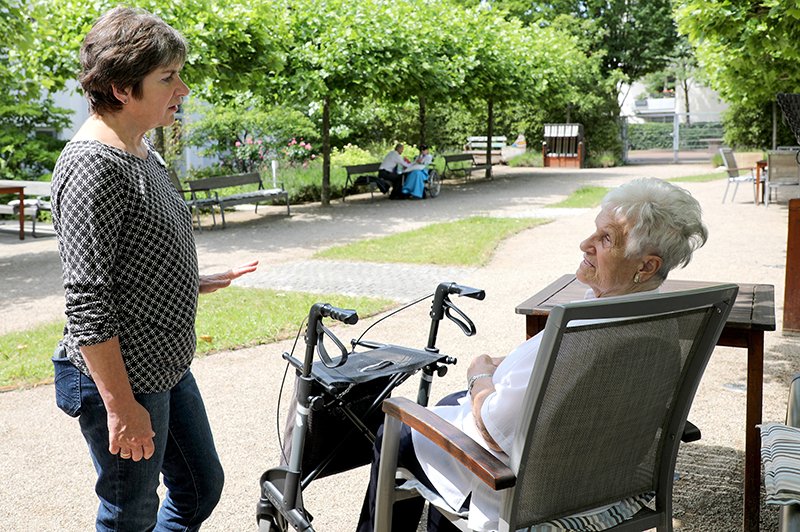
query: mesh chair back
719 148 743 178
767 151 800 184
503 286 736 530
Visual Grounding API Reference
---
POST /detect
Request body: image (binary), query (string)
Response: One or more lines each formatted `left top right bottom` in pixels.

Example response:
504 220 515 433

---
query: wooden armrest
382 397 516 490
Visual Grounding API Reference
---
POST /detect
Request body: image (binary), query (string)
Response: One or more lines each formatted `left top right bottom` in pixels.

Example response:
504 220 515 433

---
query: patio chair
765 150 800 207
374 284 738 532
720 148 756 203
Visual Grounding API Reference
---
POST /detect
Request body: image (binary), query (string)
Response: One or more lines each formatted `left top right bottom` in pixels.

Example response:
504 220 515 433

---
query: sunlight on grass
0 287 392 390
668 172 727 183
313 216 548 266
546 186 609 209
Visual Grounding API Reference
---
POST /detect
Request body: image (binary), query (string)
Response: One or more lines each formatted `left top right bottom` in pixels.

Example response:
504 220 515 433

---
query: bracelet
467 373 493 395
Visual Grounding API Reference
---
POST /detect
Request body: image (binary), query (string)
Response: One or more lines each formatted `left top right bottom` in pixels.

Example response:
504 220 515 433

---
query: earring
122 99 129 105
633 272 641 284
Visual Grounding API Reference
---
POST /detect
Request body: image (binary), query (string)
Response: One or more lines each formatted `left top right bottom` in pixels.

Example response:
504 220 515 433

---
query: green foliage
586 151 620 168
506 151 542 167
675 0 800 148
668 172 726 183
314 216 549 266
503 1 679 82
330 144 378 167
627 122 725 151
721 102 795 150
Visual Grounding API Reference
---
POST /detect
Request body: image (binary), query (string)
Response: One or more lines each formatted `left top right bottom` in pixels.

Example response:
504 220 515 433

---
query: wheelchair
256 281 484 531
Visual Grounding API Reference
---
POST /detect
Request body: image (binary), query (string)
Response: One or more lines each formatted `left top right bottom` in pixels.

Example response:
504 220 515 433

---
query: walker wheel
427 169 442 198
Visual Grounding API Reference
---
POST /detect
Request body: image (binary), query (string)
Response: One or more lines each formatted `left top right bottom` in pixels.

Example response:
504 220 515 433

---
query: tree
0 0 71 180
495 0 679 82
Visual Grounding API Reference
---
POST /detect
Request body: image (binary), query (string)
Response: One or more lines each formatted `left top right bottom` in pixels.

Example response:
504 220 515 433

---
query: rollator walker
256 281 485 531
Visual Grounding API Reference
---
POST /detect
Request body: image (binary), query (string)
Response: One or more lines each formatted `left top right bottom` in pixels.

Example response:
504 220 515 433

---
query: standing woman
51 7 257 531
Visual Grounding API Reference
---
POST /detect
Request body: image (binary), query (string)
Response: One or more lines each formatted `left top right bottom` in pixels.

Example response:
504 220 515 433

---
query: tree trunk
153 127 165 156
486 97 494 180
418 95 426 146
321 95 331 206
682 79 691 126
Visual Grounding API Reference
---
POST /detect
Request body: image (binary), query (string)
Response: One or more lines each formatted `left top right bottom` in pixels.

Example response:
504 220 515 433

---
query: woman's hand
199 260 259 294
467 354 503 378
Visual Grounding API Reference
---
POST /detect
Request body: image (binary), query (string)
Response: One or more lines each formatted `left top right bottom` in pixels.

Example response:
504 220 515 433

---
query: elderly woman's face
576 210 644 297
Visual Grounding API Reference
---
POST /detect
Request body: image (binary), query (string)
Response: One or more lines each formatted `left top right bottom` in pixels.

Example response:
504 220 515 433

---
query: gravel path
0 164 795 531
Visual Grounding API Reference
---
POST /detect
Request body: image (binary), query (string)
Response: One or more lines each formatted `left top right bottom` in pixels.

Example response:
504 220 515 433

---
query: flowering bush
231 137 276 173
282 138 316 166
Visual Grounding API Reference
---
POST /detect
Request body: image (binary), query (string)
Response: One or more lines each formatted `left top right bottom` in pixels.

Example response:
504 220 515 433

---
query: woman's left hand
199 260 259 294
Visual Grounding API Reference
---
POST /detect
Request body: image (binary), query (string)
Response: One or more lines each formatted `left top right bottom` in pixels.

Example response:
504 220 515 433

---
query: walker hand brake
444 300 477 337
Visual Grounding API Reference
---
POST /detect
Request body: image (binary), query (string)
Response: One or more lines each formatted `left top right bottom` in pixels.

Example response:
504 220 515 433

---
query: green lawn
547 186 609 209
668 171 727 183
313 216 549 266
0 287 392 390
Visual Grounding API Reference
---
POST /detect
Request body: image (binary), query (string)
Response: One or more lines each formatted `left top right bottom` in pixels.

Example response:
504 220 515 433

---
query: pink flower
235 141 242 147
310 154 316 159
256 139 263 145
304 144 312 150
246 138 253 144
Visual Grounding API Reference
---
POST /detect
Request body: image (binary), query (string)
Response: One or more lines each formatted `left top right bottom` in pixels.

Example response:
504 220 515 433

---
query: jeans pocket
52 345 81 418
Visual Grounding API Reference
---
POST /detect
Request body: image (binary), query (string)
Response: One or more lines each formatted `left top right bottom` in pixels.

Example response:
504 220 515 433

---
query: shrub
507 151 542 167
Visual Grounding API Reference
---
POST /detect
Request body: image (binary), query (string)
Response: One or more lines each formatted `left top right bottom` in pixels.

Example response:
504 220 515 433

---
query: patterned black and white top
52 139 199 394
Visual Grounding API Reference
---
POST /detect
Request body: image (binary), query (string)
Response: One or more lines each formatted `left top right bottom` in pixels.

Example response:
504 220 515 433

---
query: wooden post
785 199 800 332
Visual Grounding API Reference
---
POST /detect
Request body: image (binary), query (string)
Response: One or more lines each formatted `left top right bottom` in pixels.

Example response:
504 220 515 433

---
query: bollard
784 199 800 332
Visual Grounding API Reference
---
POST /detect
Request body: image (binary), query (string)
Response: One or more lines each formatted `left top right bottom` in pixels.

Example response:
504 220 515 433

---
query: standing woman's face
121 62 189 130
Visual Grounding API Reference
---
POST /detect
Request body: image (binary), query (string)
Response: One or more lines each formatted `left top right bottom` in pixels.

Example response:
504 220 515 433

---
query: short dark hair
79 7 187 115
419 144 428 151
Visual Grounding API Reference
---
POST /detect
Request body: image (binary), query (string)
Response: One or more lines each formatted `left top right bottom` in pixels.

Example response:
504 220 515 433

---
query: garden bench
463 135 506 161
342 162 383 202
187 171 289 230
442 153 491 180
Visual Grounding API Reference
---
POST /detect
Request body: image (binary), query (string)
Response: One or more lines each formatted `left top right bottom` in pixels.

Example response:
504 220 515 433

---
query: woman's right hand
107 399 156 461
468 354 503 377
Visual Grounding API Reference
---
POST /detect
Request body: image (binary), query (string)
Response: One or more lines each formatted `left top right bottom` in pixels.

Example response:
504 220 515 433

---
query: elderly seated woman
357 177 709 532
401 144 434 199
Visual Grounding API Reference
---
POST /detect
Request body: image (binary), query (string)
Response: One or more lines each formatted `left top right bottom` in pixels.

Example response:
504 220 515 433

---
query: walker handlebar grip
448 283 485 301
320 304 359 325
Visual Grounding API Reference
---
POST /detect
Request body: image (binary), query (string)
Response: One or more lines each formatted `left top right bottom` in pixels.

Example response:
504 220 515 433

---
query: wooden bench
343 163 383 202
442 153 492 180
0 199 43 237
187 172 289 229
464 136 506 159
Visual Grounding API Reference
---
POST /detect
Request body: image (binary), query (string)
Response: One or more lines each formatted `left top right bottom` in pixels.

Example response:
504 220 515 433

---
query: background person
357 177 709 532
379 143 412 199
401 144 434 199
50 7 257 531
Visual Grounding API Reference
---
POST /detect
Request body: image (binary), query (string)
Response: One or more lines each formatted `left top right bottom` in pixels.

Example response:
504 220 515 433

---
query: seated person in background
401 144 433 199
379 143 411 199
357 177 709 532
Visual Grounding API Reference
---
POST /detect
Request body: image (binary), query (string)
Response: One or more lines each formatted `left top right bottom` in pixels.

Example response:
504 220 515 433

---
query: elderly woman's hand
199 260 259 294
468 354 503 377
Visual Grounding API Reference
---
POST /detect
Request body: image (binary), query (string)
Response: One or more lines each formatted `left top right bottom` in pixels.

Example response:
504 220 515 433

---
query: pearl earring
633 272 641 284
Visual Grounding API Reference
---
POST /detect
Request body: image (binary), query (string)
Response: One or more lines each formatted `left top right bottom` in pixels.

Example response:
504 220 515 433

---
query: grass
314 216 548 266
668 171 727 183
547 186 609 209
0 287 392 390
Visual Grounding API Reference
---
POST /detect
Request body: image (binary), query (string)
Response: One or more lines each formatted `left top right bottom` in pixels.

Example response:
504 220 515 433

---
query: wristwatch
467 373 493 395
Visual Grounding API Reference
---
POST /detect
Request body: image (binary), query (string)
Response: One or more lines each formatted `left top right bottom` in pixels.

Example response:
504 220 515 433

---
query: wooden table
0 185 25 240
516 275 776 532
756 159 768 204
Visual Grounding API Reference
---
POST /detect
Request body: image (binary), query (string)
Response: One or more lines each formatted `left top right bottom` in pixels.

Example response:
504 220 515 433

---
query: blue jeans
53 356 223 531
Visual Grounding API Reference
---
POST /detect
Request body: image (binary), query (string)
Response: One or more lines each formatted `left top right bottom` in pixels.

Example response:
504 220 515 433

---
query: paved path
1 163 796 531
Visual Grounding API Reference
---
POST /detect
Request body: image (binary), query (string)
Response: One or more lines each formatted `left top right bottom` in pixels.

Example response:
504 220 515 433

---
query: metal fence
622 112 725 164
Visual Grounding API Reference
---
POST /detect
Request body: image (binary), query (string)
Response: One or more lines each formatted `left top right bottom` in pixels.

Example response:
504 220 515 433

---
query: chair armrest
382 397 516 490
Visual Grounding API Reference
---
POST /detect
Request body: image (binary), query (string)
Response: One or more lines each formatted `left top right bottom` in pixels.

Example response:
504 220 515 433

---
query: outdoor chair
765 150 800 207
720 148 756 203
374 285 738 532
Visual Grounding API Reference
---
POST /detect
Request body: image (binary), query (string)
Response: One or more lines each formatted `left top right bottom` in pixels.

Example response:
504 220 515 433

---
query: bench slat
188 172 262 191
